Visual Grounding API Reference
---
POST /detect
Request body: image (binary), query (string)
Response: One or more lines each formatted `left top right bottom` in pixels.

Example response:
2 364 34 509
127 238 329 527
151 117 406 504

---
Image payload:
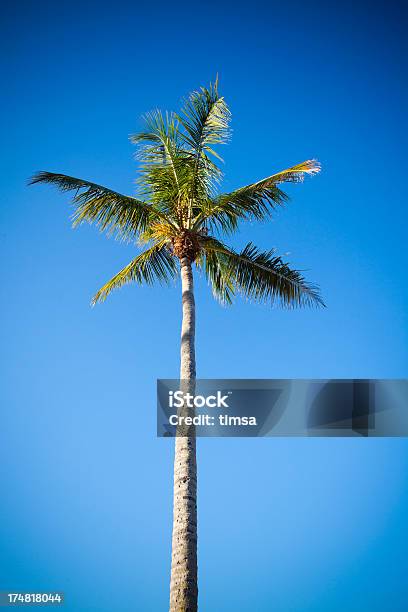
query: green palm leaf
176 80 231 224
130 110 186 202
196 248 235 305
177 79 231 155
193 160 321 233
29 172 167 241
201 238 325 308
91 243 178 305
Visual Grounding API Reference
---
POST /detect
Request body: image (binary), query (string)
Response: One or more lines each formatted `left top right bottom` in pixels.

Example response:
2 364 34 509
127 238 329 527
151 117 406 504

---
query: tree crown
30 80 324 308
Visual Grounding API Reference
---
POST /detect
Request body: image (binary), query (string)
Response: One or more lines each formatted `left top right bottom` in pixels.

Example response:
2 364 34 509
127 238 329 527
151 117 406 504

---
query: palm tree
30 80 324 612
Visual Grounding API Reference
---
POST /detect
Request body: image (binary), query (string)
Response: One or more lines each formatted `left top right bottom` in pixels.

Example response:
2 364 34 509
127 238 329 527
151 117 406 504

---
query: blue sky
1 0 407 610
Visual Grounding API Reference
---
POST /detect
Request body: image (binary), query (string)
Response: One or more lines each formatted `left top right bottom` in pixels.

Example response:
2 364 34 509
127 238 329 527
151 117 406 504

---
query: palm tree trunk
169 257 198 612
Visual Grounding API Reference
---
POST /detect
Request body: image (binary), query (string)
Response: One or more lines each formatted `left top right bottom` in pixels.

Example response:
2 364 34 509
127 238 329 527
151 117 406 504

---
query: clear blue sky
1 0 407 610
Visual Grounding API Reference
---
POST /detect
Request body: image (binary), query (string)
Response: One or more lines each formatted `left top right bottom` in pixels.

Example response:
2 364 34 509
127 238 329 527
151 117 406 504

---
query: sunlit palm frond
177 79 231 156
193 201 239 236
264 159 321 184
138 221 177 244
131 111 197 224
193 160 320 231
175 80 231 222
91 242 177 305
29 172 166 242
131 110 183 188
191 185 288 235
130 110 180 156
201 238 325 308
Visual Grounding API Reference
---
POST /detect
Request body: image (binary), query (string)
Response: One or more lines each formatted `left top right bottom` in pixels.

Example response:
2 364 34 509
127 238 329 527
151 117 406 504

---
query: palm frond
192 185 288 235
138 220 177 244
193 159 320 232
130 110 180 154
263 159 321 184
91 243 177 305
196 248 235 305
29 172 169 242
201 238 325 308
193 201 240 236
177 79 231 156
131 110 183 189
130 111 198 226
175 80 231 223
